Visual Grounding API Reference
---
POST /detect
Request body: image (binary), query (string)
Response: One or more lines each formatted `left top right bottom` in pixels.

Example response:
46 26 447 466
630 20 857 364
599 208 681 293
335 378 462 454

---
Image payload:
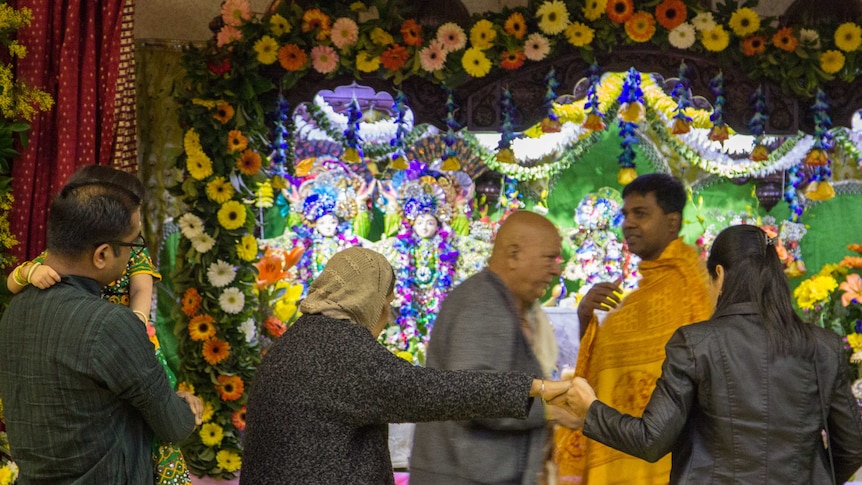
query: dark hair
47 182 140 258
707 224 814 357
622 173 686 216
63 165 145 204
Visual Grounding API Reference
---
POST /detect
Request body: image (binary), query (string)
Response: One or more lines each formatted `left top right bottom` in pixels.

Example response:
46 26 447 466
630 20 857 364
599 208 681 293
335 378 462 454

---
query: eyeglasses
100 234 147 256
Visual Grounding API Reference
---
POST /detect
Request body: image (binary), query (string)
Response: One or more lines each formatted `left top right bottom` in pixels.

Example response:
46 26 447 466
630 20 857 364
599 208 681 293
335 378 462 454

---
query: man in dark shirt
0 181 201 484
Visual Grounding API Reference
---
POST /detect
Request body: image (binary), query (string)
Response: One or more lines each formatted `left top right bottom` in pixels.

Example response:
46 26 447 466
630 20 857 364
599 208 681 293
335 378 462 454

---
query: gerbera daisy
470 19 497 50
217 449 242 473
820 49 845 74
199 423 224 447
401 18 423 46
355 51 381 72
691 12 716 32
217 200 247 231
277 44 307 71
200 401 214 422
625 11 656 43
504 12 527 40
188 314 217 341
536 0 570 36
216 374 245 401
219 287 246 314
500 49 526 70
182 287 202 317
728 7 760 37
655 0 687 31
436 22 467 52
207 260 236 288
565 22 594 47
799 28 820 48
583 0 608 21
220 0 251 27
216 25 242 48
419 40 447 72
227 130 248 153
178 213 204 239
253 36 279 65
524 32 551 61
741 35 767 56
381 44 409 70
701 25 730 52
301 8 331 41
331 17 358 50
186 151 213 180
834 22 862 52
840 257 862 270
370 27 394 46
213 102 235 125
191 232 216 253
269 13 290 36
668 22 696 49
461 47 491 77
177 381 194 394
606 0 634 24
772 28 798 53
205 176 235 204
236 234 258 262
264 316 287 338
202 338 231 366
231 406 247 431
183 128 202 153
311 45 339 74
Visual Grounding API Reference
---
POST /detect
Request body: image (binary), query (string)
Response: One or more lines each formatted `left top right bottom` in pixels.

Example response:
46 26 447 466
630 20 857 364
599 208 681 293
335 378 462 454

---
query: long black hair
707 224 814 357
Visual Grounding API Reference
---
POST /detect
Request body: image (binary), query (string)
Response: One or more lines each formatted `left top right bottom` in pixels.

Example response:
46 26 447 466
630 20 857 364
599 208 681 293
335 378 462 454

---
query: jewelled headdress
292 159 364 224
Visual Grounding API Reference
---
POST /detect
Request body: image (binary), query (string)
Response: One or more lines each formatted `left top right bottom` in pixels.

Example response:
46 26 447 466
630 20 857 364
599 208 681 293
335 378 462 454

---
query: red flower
607 0 635 24
400 19 423 47
741 35 767 56
381 44 409 70
655 0 687 31
207 58 231 75
500 49 526 70
264 316 286 338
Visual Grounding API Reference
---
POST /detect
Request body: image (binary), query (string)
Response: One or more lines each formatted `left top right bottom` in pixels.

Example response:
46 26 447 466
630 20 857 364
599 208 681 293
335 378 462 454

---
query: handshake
538 375 599 430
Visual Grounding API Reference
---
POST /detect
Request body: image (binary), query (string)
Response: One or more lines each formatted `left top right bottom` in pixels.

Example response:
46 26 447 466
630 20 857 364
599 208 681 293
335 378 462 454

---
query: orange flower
283 246 305 269
277 44 307 71
381 44 409 70
504 12 527 40
232 406 247 431
237 149 262 174
500 49 526 70
839 273 862 306
741 35 767 56
254 252 291 289
215 375 244 401
400 19 423 46
607 0 634 24
182 287 202 317
188 314 217 341
582 113 606 131
264 316 286 338
848 244 862 255
202 338 231 366
841 256 862 269
301 9 331 41
625 12 656 43
227 130 248 153
772 27 798 52
213 102 235 124
655 0 687 31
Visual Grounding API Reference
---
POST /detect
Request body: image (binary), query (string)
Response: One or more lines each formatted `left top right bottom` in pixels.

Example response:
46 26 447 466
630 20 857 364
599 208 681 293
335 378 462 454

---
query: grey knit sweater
240 314 537 485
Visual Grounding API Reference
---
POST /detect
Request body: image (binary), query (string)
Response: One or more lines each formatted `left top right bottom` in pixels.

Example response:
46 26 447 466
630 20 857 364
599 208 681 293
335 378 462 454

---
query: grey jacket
584 302 862 484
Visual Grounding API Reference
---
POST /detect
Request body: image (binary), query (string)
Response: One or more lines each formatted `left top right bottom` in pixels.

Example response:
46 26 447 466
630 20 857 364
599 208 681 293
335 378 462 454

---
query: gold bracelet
25 263 40 284
12 265 28 287
540 379 546 402
132 310 149 324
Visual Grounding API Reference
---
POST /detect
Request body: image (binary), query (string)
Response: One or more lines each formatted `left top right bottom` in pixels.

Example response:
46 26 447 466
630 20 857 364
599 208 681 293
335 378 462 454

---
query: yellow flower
793 275 838 310
236 234 258 262
216 449 242 472
503 12 527 40
565 22 594 47
804 180 835 201
206 176 235 204
199 422 224 447
356 51 381 72
834 23 862 52
536 0 569 35
177 381 195 394
370 27 394 46
217 200 247 230
187 151 213 180
273 299 298 322
254 35 279 65
469 20 496 50
396 350 414 362
583 0 608 21
184 128 202 155
619 101 645 123
617 167 638 185
848 333 862 353
728 7 760 37
269 13 290 36
0 467 12 485
820 49 846 74
461 47 491 78
254 180 274 208
201 400 215 422
701 25 730 52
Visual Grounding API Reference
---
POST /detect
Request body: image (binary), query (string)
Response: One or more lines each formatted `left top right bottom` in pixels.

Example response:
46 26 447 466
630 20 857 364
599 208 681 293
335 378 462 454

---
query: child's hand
30 264 61 289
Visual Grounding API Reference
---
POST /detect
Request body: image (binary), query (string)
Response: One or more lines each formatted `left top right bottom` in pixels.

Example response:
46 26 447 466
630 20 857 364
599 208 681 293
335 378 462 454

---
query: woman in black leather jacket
568 224 862 484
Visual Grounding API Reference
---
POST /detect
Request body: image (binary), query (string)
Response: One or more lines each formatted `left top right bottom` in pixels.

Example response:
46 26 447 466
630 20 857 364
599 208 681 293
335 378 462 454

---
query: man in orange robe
554 173 714 484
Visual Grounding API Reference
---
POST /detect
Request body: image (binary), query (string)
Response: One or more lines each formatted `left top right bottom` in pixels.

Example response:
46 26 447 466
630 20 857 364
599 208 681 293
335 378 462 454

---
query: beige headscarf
299 247 394 330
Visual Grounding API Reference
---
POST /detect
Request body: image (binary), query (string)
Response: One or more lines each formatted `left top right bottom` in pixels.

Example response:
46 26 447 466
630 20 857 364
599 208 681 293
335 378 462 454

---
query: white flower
668 23 697 49
178 213 204 239
524 33 551 61
191 232 216 253
799 28 820 49
691 12 716 32
207 259 236 287
436 22 467 52
240 318 257 343
219 287 245 314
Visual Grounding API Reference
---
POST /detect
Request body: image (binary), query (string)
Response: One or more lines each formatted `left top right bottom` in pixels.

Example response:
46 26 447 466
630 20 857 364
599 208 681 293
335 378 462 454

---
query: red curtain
10 0 134 261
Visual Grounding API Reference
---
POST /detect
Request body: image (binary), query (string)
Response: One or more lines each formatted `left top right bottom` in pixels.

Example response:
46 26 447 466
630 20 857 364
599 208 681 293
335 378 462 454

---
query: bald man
410 211 563 485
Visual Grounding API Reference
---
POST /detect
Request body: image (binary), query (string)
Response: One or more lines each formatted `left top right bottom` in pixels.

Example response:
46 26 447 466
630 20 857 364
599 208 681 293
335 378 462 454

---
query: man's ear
667 212 682 234
92 243 111 270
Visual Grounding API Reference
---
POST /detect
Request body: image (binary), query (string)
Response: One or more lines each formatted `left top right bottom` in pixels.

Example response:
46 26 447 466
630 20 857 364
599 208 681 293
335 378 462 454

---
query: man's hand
546 405 584 429
567 377 598 419
177 390 203 426
577 278 623 332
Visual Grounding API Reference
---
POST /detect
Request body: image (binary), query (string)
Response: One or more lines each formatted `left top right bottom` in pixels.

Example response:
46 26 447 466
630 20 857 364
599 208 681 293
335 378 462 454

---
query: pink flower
217 25 243 48
840 273 862 307
331 17 359 49
311 45 339 74
524 33 550 61
221 0 252 27
419 39 447 72
436 22 467 52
